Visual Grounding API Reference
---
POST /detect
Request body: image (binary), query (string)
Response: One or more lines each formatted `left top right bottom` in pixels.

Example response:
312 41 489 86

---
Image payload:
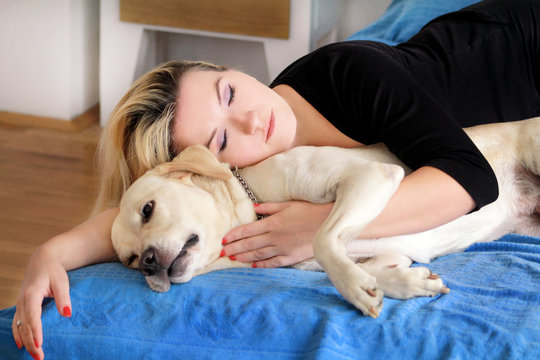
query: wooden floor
0 122 100 309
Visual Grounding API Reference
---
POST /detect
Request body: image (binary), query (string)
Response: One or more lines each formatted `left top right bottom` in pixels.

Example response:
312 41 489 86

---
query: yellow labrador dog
112 118 540 318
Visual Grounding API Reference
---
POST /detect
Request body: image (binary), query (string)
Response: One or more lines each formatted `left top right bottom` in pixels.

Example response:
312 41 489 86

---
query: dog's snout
139 248 160 276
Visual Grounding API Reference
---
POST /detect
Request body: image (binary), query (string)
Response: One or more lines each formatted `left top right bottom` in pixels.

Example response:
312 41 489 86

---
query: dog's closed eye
141 200 155 224
126 254 139 267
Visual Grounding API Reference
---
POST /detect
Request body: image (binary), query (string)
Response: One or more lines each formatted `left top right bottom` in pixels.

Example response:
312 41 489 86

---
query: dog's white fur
112 118 540 317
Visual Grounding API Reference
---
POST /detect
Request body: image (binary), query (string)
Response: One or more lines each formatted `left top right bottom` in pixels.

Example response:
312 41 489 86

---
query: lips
265 110 275 143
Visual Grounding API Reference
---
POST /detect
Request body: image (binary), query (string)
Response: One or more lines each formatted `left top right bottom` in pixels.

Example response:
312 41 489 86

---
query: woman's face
173 69 298 167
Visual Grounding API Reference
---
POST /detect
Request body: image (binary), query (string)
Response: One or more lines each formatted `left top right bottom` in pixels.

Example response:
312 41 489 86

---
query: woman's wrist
32 241 58 265
34 234 77 270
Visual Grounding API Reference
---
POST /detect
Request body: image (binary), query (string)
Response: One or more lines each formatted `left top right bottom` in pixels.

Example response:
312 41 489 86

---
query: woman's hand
12 242 72 360
222 201 334 268
11 207 118 360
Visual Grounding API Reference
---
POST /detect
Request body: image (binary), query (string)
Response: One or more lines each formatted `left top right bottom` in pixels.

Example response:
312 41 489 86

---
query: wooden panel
0 123 99 309
120 0 290 39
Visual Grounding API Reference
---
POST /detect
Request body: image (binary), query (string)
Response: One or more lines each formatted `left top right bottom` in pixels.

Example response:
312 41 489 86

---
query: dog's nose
139 248 161 276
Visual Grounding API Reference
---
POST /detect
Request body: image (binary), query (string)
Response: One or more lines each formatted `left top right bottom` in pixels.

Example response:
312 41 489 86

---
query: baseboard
0 104 99 132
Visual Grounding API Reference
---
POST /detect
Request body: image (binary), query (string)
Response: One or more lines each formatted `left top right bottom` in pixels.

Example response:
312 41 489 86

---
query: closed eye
227 84 235 106
218 130 228 154
126 254 139 267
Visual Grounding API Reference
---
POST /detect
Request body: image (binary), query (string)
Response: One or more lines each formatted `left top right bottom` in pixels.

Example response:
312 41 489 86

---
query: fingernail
252 263 257 268
15 339 21 349
253 203 260 207
63 306 72 317
34 339 40 348
229 255 236 261
221 238 227 245
220 249 225 258
31 352 40 360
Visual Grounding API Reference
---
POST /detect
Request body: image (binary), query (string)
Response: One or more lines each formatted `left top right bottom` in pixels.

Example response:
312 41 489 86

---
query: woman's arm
222 166 475 268
12 207 119 360
48 207 119 269
359 166 475 237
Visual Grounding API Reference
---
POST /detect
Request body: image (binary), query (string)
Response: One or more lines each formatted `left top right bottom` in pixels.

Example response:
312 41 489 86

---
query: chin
170 268 196 284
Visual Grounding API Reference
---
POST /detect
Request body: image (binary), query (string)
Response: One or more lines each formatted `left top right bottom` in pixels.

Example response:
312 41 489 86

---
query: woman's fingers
223 218 270 245
223 202 291 244
252 201 291 215
12 254 72 360
223 228 271 256
13 289 45 360
11 315 23 349
229 241 280 263
51 269 72 318
252 239 315 268
13 272 71 360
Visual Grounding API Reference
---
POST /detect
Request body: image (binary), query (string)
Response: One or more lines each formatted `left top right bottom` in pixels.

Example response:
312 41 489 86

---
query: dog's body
112 118 540 317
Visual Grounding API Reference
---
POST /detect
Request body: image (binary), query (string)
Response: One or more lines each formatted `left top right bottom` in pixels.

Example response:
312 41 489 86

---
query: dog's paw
371 266 449 299
331 264 384 318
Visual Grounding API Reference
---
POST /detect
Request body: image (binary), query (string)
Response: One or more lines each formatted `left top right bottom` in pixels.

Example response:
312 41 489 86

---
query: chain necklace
231 167 264 220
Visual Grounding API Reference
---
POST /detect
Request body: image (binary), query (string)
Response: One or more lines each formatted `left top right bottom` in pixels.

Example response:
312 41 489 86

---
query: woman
13 0 540 359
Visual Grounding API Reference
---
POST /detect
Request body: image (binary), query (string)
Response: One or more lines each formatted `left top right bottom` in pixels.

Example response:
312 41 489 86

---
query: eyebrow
206 77 222 148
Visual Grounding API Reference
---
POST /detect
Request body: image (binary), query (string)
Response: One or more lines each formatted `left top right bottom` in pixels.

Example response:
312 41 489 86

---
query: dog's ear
154 144 232 181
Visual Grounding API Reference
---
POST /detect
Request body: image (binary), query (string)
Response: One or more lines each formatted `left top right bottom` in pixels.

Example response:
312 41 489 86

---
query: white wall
340 0 392 40
0 0 387 123
0 0 99 120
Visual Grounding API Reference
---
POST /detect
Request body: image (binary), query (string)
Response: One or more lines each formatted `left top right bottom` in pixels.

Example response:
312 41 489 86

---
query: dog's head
112 144 255 292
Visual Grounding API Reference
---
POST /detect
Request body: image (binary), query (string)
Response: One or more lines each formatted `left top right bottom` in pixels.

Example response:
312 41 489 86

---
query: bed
1 0 539 359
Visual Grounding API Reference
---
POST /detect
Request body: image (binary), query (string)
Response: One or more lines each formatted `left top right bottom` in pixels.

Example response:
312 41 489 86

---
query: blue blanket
346 0 479 45
1 234 539 359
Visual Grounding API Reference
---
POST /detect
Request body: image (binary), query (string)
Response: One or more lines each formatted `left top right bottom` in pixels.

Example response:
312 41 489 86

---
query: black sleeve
271 42 499 209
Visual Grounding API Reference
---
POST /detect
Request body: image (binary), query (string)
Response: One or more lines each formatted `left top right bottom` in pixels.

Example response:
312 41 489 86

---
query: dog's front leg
357 254 449 299
314 162 404 318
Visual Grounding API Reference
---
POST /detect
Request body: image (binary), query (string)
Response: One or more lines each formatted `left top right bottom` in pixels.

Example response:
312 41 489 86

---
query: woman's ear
154 144 233 181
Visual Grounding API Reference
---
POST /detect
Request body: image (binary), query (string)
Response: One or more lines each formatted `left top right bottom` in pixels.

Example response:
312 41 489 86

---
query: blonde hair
93 60 227 215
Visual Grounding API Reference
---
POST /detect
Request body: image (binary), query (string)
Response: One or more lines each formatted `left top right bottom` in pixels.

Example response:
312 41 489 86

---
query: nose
139 247 162 276
233 110 261 135
139 236 197 277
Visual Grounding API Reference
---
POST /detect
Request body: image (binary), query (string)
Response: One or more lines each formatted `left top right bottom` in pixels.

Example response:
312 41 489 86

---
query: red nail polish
15 339 21 349
229 255 236 261
220 249 225 257
221 238 227 245
31 352 40 360
34 339 40 348
252 263 257 268
63 306 72 317
253 203 260 207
